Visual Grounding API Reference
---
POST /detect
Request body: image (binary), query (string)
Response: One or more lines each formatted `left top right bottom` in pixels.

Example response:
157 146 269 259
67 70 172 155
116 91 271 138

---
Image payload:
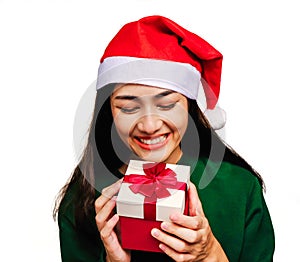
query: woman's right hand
95 179 131 262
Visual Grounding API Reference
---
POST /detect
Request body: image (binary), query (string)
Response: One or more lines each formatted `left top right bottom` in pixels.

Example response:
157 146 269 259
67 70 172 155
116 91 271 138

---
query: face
110 84 188 164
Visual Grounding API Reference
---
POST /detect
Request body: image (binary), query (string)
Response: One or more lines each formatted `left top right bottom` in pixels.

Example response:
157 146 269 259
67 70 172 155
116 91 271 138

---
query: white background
1 0 299 261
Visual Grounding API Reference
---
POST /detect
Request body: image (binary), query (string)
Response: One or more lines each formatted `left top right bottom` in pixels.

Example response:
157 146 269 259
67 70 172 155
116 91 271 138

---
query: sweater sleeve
238 179 275 262
58 212 106 262
57 184 106 262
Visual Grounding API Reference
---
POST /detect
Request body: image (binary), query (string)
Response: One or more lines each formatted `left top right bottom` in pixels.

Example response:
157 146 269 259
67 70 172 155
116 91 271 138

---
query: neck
165 147 183 164
118 148 183 175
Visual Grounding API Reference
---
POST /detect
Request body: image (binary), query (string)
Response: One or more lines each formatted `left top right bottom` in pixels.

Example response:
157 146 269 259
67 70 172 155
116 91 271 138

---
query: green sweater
58 159 275 261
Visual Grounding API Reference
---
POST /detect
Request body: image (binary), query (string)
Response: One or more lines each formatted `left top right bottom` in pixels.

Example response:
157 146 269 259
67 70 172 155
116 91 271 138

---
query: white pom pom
204 106 227 130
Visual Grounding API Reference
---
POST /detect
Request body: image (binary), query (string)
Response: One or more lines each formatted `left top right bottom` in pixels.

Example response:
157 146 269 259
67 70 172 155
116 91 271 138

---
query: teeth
140 135 167 145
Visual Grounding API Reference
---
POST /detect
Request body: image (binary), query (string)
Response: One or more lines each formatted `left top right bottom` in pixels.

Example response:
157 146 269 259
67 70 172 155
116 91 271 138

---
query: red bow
124 162 178 199
123 162 187 220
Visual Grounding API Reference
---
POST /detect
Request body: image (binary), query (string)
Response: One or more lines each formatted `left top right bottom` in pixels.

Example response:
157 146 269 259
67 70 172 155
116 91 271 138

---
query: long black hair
53 84 264 227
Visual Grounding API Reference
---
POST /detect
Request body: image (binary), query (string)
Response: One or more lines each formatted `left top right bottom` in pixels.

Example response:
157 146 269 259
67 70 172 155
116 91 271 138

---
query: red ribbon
123 162 186 220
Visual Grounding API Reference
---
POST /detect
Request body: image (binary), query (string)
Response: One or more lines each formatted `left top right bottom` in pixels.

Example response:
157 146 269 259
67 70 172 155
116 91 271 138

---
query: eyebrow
114 90 175 100
154 90 174 98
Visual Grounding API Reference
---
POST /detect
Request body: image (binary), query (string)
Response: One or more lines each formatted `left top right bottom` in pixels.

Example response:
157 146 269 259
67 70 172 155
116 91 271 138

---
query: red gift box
116 160 190 252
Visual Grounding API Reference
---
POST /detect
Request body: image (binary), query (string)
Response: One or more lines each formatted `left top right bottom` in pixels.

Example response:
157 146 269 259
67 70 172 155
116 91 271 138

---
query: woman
54 15 275 261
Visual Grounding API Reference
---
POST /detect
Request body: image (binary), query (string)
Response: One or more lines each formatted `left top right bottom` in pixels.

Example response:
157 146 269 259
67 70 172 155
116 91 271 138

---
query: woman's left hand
151 182 228 262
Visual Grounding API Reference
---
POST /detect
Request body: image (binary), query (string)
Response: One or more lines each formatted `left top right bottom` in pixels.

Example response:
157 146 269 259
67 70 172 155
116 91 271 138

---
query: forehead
111 84 177 98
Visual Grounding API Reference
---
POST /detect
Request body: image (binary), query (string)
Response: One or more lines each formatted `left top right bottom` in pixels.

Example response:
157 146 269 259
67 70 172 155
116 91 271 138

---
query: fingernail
170 213 178 221
151 228 159 237
161 222 168 230
112 214 119 221
159 244 166 252
111 195 117 201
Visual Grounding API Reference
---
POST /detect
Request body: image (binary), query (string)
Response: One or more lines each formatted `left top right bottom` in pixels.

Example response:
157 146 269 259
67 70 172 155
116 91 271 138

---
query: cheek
163 106 188 136
175 99 189 131
112 111 135 138
173 111 188 136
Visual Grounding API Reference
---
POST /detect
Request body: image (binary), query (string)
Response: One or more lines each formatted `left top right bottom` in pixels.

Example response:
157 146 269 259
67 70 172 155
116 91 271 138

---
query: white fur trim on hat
96 56 201 100
204 106 227 130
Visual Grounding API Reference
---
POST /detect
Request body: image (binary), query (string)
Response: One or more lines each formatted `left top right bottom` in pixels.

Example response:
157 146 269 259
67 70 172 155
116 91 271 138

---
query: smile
140 135 167 145
134 134 170 150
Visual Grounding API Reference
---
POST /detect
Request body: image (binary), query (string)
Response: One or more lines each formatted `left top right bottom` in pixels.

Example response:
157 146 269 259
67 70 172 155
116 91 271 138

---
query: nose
137 114 163 134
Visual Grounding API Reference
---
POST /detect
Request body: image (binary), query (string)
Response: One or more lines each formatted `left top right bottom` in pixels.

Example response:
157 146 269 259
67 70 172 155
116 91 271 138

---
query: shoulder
57 178 79 227
189 158 264 211
190 157 261 191
57 174 100 233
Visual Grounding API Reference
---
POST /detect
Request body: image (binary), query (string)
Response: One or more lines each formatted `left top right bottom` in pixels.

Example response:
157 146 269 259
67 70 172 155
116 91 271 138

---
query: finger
159 243 194 262
100 213 119 242
95 198 117 230
102 178 123 199
160 221 201 243
100 214 125 258
95 194 115 214
151 228 190 253
95 179 122 213
169 212 204 230
188 182 204 216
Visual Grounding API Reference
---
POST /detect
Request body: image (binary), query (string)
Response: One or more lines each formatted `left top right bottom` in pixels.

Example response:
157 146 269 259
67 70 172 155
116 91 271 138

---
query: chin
135 151 170 163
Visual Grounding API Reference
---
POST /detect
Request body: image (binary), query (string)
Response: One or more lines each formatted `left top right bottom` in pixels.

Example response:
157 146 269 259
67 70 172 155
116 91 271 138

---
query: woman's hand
95 179 131 262
151 182 228 262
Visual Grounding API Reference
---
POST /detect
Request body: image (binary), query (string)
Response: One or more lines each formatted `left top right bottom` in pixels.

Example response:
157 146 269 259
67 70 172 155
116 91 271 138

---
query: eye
118 106 140 114
157 103 176 110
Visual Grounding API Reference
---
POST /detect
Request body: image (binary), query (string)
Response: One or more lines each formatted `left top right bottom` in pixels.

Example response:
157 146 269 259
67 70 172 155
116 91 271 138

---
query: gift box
116 160 190 252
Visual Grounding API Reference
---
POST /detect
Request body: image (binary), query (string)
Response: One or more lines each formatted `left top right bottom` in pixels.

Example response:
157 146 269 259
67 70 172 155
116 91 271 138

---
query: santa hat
96 15 226 130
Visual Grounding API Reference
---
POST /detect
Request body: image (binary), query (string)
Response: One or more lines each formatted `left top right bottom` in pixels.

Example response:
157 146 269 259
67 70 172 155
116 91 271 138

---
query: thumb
188 182 204 216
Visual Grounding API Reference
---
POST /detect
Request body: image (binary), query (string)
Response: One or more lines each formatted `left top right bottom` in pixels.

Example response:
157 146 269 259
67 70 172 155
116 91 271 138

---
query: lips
134 133 170 150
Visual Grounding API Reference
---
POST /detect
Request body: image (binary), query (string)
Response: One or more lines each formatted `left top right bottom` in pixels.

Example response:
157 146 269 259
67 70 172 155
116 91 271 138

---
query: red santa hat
96 15 226 130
